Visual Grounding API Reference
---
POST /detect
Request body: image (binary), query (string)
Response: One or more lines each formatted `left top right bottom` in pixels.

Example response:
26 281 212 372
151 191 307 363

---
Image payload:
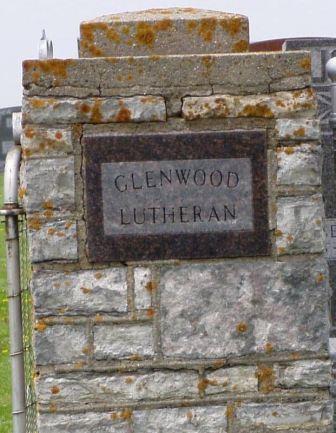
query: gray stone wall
20 9 333 432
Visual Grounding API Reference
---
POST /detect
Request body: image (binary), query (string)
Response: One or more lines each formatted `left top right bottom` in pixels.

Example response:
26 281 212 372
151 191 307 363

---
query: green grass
0 172 12 432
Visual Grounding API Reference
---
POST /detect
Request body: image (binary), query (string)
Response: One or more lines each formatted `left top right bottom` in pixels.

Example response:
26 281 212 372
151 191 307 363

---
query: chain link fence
19 214 37 433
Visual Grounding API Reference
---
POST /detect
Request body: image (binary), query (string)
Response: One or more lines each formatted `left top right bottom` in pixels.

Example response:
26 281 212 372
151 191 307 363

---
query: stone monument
21 8 333 432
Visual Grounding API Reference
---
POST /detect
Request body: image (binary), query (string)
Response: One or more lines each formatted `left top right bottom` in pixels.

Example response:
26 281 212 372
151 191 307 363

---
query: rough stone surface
94 324 154 360
22 96 166 125
35 325 88 365
37 371 199 404
21 158 75 212
22 52 311 96
182 88 316 120
204 366 258 395
276 194 325 255
134 268 152 310
276 360 331 389
79 8 249 57
233 401 333 432
27 215 78 263
32 268 127 315
38 406 228 433
276 144 322 186
21 125 76 158
275 119 320 141
160 257 329 358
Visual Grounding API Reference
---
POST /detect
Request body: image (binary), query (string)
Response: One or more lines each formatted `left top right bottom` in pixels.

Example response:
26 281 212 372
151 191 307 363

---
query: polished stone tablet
84 130 270 261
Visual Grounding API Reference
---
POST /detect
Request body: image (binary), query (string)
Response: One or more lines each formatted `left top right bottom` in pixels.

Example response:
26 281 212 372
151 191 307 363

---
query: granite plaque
84 131 270 261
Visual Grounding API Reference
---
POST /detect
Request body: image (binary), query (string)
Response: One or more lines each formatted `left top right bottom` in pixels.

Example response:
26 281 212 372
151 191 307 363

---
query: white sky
1 0 335 107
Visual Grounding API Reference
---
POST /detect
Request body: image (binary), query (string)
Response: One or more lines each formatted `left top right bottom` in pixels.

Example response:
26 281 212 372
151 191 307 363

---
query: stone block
204 366 258 395
21 158 75 212
22 52 311 96
276 144 322 186
182 88 316 120
37 371 199 404
34 324 88 365
22 96 166 125
27 215 78 263
32 268 127 315
275 119 320 141
21 125 76 158
160 257 329 358
79 8 249 57
276 194 325 255
94 324 154 360
233 401 333 433
275 360 331 388
134 267 152 310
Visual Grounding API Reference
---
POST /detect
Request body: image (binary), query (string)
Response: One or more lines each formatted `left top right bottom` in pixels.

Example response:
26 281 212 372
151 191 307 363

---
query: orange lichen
220 16 244 36
286 234 294 242
284 147 294 155
277 246 286 254
64 222 73 230
116 107 132 122
197 378 209 393
74 361 85 369
27 59 74 79
28 217 41 231
226 402 235 420
106 27 121 43
90 100 103 123
94 314 104 323
125 377 134 384
24 127 36 139
146 307 155 318
43 209 54 219
80 286 92 294
257 365 275 393
111 408 133 421
35 320 47 332
122 26 130 35
316 273 325 283
43 200 53 210
82 345 93 355
199 18 217 42
232 39 249 53
47 228 56 236
187 20 198 32
293 127 305 137
18 186 27 199
136 22 155 47
154 19 172 31
129 354 143 361
274 229 283 237
80 103 91 114
275 100 286 108
239 104 274 118
81 24 95 43
212 359 225 368
300 57 311 70
236 322 248 333
49 403 57 413
265 342 274 354
145 281 158 293
31 99 47 109
51 386 60 395
291 352 300 360
55 131 63 140
94 272 103 279
31 71 41 82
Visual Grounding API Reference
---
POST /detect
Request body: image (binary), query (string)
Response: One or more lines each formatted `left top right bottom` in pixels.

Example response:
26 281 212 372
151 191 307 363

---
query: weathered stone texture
160 257 329 358
22 52 311 97
21 125 76 158
134 267 152 310
94 324 154 360
276 194 325 255
34 325 88 365
27 216 78 263
276 144 322 186
32 268 127 316
204 366 258 395
275 119 320 141
38 406 228 433
79 9 249 58
182 88 316 120
22 96 166 125
276 360 331 389
37 371 199 404
233 401 333 432
21 158 75 212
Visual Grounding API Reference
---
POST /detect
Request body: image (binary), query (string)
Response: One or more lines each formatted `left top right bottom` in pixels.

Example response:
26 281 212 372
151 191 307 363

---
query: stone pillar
21 9 333 432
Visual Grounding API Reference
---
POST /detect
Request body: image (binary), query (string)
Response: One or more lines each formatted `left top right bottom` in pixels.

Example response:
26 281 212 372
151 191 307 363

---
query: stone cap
79 8 249 58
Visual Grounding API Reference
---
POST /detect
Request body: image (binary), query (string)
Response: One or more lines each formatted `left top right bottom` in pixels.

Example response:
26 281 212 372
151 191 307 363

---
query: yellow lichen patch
43 209 54 219
29 59 74 80
187 20 198 32
90 100 103 123
47 228 56 236
24 127 36 139
106 27 121 44
122 26 130 35
125 377 134 384
257 365 275 393
31 99 48 109
316 273 325 283
94 272 103 280
232 39 249 53
64 317 74 325
18 186 27 199
275 100 286 108
236 322 248 333
64 222 73 230
146 307 155 319
198 18 217 42
111 408 133 421
300 57 311 70
94 314 104 323
128 354 143 361
220 16 244 36
239 104 274 118
293 127 305 137
82 345 93 355
274 229 283 238
81 24 95 43
197 378 209 393
35 319 47 332
264 342 273 354
277 246 286 255
28 217 42 231
284 146 295 155
226 402 235 420
80 286 93 295
136 22 155 47
145 281 158 293
154 19 172 31
43 200 53 210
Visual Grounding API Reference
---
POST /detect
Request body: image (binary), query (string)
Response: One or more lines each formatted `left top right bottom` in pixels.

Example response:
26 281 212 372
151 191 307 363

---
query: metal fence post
0 113 26 433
